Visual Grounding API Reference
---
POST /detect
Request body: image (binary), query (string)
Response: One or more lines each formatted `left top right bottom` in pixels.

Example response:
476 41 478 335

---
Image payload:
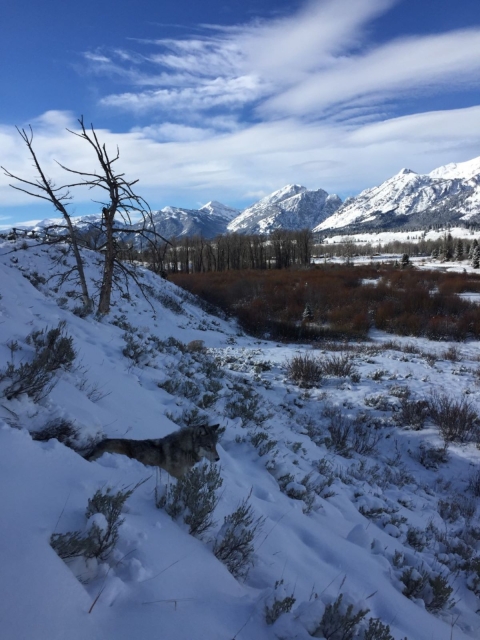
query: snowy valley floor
1 239 480 640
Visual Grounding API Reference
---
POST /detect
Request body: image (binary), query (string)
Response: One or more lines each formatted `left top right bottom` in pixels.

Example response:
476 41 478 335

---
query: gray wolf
85 424 221 478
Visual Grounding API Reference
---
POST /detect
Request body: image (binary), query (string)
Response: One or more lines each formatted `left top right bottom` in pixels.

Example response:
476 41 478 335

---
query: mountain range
125 154 480 237
314 156 480 234
10 155 480 238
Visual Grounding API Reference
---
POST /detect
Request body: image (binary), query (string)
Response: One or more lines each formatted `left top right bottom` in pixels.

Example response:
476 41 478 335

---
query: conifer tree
302 303 314 322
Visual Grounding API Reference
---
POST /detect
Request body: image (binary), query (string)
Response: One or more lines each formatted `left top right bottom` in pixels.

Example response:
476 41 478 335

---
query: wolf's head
195 424 221 463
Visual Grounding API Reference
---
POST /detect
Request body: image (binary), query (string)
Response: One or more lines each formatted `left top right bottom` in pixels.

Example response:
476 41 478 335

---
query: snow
0 236 480 640
316 154 480 232
228 185 341 234
429 156 480 181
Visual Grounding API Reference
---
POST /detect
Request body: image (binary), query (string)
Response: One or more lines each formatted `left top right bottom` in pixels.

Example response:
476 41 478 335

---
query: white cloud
100 75 264 112
2 106 480 215
263 28 480 117
84 0 480 139
92 0 398 117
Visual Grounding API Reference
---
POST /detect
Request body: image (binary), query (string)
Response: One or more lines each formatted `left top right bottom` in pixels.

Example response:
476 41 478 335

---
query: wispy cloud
83 0 480 139
2 105 480 211
263 28 480 117
87 0 398 118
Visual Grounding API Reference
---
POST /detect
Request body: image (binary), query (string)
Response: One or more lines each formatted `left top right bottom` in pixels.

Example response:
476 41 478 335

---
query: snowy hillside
316 156 480 233
1 237 480 640
228 185 342 234
132 200 241 239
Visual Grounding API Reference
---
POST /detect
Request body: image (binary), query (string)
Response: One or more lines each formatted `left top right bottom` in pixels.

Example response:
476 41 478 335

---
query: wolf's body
85 424 220 478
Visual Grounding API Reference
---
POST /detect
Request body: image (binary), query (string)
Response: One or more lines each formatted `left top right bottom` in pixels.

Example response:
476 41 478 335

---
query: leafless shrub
397 396 429 430
428 391 479 443
285 353 322 388
324 407 352 457
319 353 356 378
402 343 422 355
439 495 476 523
442 345 460 362
351 419 382 456
467 469 480 497
416 443 448 469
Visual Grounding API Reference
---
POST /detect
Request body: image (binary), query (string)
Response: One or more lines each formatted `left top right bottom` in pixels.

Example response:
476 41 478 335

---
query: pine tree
472 246 480 269
401 253 410 268
302 303 314 322
454 239 464 261
469 239 479 260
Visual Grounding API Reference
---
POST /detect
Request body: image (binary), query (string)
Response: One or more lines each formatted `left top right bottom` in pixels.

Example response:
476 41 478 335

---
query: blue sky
1 0 480 224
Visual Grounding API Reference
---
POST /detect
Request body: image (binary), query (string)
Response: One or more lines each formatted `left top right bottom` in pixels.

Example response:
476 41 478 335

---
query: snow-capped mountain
227 185 342 234
141 201 241 239
315 156 480 233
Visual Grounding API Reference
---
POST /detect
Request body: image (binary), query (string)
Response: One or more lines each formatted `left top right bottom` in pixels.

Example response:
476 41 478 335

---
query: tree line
134 228 314 274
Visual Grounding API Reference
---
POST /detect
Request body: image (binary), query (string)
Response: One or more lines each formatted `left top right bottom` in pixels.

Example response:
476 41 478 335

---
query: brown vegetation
171 264 480 342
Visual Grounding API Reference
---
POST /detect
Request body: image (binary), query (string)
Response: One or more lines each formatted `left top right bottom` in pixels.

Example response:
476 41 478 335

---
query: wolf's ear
211 424 220 431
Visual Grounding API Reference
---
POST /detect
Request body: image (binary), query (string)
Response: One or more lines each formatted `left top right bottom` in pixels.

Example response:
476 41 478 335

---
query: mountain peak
428 156 480 181
199 201 240 221
260 184 307 206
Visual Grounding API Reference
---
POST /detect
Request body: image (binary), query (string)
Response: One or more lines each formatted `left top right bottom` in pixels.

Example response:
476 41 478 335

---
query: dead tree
2 127 92 311
59 117 169 315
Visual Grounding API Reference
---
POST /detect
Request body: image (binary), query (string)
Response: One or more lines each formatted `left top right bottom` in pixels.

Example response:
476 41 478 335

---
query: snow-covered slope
228 185 342 234
1 235 480 640
316 156 480 233
146 200 241 239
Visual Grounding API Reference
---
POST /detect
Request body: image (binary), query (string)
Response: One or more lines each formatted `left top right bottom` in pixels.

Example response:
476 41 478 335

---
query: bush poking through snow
467 469 480 497
428 391 479 443
264 579 296 625
322 407 381 458
320 353 357 378
438 495 476 523
362 617 396 640
312 593 369 639
225 386 266 425
213 493 265 579
122 332 150 365
399 566 453 612
467 557 480 596
397 396 429 430
399 566 428 600
84 485 139 560
159 463 223 538
1 322 76 402
30 418 79 449
426 575 455 613
416 443 448 470
50 483 141 562
285 353 323 388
